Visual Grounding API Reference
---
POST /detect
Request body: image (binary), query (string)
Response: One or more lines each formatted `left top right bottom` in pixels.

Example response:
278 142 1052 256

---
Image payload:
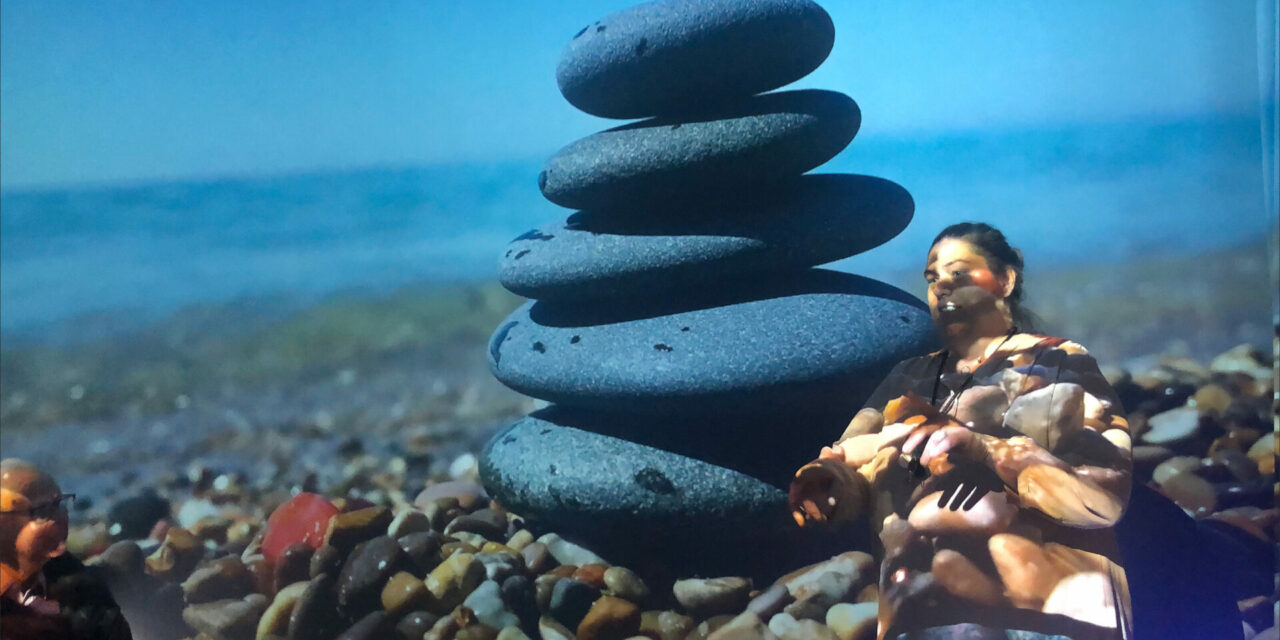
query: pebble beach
2 0 1275 638
1 281 1274 640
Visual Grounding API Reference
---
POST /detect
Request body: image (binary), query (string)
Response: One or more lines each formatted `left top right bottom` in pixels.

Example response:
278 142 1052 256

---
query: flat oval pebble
481 411 787 546
337 536 410 612
501 175 911 300
1141 407 1201 446
556 0 833 118
673 577 752 618
539 90 859 211
538 532 609 567
489 270 935 416
1160 470 1217 516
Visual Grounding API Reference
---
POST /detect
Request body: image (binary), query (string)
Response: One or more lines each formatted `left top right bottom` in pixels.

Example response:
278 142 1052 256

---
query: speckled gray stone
479 411 786 541
488 270 936 415
538 90 860 211
556 0 834 119
501 174 912 300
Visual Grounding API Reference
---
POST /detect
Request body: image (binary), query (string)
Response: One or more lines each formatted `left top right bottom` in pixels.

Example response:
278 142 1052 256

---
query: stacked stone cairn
481 0 938 576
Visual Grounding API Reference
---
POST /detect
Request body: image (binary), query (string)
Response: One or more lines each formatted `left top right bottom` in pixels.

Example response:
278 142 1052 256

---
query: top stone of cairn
556 0 835 119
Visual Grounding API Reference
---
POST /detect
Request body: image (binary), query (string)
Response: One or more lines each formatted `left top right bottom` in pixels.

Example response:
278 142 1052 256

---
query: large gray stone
556 0 834 119
479 408 873 581
538 90 860 211
488 270 936 416
501 174 912 300
479 410 786 540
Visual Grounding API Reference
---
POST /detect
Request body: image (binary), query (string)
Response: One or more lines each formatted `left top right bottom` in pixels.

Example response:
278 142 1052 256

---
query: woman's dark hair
931 222 1038 332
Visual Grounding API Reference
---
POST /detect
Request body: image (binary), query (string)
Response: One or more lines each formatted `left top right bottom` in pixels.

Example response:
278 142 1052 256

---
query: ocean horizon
1 113 1270 340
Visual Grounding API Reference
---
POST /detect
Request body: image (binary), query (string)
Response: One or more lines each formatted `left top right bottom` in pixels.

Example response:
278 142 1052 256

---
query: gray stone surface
501 174 912 300
538 90 860 211
478 410 787 540
488 270 937 415
556 0 834 119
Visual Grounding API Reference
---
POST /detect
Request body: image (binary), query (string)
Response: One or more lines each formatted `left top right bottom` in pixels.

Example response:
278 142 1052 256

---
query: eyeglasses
0 494 75 519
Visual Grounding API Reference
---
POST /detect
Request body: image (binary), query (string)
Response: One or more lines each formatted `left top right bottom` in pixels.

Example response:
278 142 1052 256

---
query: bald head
1 459 68 581
2 459 62 513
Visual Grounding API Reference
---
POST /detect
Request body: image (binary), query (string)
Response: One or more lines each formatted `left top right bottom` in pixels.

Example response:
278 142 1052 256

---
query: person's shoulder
892 351 944 374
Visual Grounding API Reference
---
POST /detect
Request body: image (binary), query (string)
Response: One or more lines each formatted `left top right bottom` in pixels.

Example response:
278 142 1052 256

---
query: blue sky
0 1 1263 189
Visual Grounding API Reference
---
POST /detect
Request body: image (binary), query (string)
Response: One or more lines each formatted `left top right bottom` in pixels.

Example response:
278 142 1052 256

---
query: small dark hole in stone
504 249 512 258
514 229 555 242
634 468 675 494
532 341 546 353
671 123 682 130
899 314 910 323
574 26 588 38
549 464 558 475
540 429 551 435
502 436 516 445
635 38 648 55
570 335 580 344
681 326 690 332
653 343 673 352
515 249 531 260
596 24 606 32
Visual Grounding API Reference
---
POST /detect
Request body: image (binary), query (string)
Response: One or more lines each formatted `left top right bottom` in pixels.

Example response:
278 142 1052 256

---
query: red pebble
262 493 339 567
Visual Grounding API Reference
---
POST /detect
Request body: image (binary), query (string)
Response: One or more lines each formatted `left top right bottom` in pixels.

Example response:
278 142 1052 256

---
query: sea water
1 115 1270 341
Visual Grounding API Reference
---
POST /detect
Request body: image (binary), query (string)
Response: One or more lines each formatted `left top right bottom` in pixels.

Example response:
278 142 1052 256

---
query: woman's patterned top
822 333 1133 640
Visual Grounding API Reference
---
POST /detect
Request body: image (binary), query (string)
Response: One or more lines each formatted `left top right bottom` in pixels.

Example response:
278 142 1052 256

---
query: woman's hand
788 459 869 526
917 426 983 465
915 426 1006 512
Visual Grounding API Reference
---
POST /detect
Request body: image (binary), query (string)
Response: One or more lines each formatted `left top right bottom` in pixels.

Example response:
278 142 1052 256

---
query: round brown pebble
577 595 641 640
182 555 255 604
324 506 394 556
399 530 444 576
382 571 430 616
244 553 275 597
522 542 553 574
310 544 342 579
573 564 608 590
275 542 315 592
673 577 753 619
338 536 411 611
290 575 341 640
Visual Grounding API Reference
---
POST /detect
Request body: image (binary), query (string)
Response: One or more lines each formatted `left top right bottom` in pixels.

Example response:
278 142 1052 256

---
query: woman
789 223 1133 640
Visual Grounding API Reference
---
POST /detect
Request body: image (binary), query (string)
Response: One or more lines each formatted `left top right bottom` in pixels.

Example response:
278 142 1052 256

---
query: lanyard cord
932 329 1017 415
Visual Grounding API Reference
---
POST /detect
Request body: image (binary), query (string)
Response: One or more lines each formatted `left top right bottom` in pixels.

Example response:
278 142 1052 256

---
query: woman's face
924 238 1008 329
